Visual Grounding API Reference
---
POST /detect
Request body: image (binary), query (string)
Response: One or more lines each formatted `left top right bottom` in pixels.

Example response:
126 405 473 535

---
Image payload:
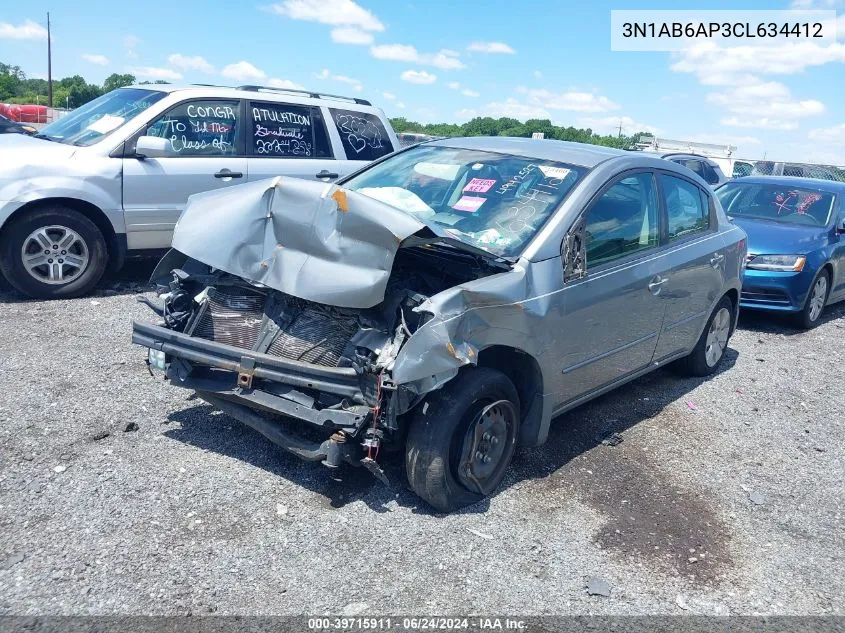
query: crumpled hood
171 176 428 309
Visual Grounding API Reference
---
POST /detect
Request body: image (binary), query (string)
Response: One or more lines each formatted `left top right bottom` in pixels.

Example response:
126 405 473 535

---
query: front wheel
792 269 829 330
0 206 108 299
673 295 734 377
405 367 520 512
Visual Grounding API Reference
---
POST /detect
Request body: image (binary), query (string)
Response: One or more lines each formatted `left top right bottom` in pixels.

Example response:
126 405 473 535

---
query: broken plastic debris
586 577 611 597
748 490 766 505
600 432 623 447
676 595 691 610
465 527 494 540
53 465 67 473
685 400 697 411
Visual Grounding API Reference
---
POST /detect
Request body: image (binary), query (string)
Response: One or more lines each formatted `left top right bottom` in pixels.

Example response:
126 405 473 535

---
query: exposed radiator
192 286 266 350
192 286 359 368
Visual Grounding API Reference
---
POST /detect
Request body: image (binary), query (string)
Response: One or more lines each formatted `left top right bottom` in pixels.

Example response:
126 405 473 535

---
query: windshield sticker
464 178 496 194
539 165 571 179
797 193 823 214
453 196 486 213
85 114 125 134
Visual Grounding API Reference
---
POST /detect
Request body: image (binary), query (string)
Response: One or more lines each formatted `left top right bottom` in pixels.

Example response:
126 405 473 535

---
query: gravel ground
0 260 843 616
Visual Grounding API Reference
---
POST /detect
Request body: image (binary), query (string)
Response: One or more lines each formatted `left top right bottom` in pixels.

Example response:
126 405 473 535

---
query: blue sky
1 0 844 163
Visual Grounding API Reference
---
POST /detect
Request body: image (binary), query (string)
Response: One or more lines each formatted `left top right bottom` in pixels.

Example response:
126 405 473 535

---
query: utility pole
617 120 622 138
47 12 53 108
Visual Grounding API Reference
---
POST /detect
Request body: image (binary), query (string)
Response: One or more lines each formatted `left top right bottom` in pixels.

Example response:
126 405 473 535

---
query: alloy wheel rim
21 225 89 285
808 276 827 322
704 307 731 367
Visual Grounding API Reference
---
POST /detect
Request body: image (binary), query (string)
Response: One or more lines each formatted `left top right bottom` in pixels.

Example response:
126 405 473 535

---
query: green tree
103 73 136 93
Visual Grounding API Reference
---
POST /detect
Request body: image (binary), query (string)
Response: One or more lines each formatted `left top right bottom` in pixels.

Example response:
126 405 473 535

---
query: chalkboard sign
329 108 393 161
146 100 240 156
249 102 332 158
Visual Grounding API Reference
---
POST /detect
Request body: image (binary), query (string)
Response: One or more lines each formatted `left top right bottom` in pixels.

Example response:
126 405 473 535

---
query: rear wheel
674 295 734 377
405 367 520 512
0 206 108 299
792 269 829 330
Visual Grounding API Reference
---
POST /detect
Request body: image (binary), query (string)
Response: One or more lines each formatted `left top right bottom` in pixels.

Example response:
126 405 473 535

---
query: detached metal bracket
237 356 257 389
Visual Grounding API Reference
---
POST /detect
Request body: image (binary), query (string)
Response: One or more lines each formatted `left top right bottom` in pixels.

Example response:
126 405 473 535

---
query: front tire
0 206 108 299
674 295 734 377
792 269 829 330
405 367 520 512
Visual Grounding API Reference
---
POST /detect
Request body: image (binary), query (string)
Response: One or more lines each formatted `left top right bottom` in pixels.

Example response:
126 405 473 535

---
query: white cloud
400 70 437 84
455 108 479 121
518 87 621 112
315 68 363 91
221 61 266 82
270 0 384 31
82 53 109 66
396 102 406 109
124 34 140 58
0 19 47 41
168 54 215 74
671 41 845 84
447 81 461 90
382 91 396 100
480 98 551 120
461 88 480 97
467 41 516 54
128 66 183 81
370 44 466 70
809 122 845 142
533 70 543 80
789 0 844 8
706 79 825 130
330 26 373 45
268 77 305 90
576 115 659 135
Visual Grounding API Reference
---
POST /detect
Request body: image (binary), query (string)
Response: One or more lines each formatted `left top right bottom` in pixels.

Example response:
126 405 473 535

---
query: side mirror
836 220 845 235
134 135 175 159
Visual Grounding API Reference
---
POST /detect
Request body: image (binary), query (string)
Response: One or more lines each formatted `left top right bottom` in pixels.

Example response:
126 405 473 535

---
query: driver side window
584 172 659 267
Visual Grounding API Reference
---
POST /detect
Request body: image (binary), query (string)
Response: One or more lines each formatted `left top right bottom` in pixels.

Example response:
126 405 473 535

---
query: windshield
37 88 166 147
342 145 584 257
716 182 835 227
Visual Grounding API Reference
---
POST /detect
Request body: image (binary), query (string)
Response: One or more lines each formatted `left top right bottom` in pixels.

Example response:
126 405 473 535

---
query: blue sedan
716 176 845 329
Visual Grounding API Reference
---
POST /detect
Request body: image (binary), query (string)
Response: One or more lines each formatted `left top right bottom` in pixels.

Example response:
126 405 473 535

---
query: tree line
0 62 164 109
390 117 646 149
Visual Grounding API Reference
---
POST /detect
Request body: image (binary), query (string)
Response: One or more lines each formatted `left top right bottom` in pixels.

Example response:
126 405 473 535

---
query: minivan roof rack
236 85 371 106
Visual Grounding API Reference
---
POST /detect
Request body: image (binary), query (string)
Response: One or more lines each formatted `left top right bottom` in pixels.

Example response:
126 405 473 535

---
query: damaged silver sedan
132 137 747 511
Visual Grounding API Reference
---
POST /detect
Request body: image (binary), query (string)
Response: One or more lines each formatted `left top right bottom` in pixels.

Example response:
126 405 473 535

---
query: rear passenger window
662 175 710 240
145 100 240 156
249 102 332 158
585 172 659 267
329 108 393 161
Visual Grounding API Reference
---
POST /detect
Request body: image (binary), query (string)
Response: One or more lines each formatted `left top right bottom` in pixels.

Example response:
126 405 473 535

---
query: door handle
648 276 668 294
316 170 339 180
214 169 243 179
710 253 725 268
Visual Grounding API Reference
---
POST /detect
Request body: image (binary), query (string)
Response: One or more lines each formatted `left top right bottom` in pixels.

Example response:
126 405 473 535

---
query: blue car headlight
746 255 806 272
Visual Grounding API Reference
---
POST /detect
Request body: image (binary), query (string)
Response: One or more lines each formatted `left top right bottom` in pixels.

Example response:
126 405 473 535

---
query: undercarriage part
199 392 359 465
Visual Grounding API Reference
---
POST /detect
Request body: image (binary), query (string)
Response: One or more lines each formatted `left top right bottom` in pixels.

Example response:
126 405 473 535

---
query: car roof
124 83 378 110
427 136 630 168
726 175 845 193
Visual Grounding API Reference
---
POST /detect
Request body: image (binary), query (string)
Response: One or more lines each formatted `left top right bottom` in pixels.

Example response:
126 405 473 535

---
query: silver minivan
0 85 398 299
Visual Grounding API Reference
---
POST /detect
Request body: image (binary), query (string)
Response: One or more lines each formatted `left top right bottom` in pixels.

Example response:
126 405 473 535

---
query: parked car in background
0 114 36 135
659 152 729 188
133 137 746 511
0 84 398 300
396 132 442 148
716 176 845 328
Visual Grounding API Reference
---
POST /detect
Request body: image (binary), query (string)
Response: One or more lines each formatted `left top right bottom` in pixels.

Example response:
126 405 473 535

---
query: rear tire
405 367 520 512
792 269 829 330
674 295 734 377
0 206 108 299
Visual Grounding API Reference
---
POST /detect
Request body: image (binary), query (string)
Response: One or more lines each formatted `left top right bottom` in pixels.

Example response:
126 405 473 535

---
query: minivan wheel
405 367 520 512
792 269 829 330
0 206 108 299
674 295 734 377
